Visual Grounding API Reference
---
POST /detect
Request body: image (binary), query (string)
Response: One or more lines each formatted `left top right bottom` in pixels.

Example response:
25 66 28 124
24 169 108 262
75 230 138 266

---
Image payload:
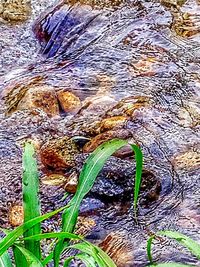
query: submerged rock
57 90 81 113
17 85 60 117
99 232 134 267
40 137 80 170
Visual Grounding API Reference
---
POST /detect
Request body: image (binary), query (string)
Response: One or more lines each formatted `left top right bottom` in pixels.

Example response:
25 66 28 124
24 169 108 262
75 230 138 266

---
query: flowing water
0 0 200 266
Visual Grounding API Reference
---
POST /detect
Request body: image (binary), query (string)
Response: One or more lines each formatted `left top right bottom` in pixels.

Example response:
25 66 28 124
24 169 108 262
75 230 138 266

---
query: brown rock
41 174 67 186
17 85 59 117
9 205 24 227
40 137 79 170
99 116 127 132
63 171 78 194
75 216 96 237
105 96 150 117
0 0 31 22
57 90 81 113
99 232 134 267
83 129 131 153
172 151 200 170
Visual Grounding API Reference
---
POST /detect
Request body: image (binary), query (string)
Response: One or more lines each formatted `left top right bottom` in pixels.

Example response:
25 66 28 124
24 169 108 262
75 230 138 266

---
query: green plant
0 138 143 266
147 230 200 266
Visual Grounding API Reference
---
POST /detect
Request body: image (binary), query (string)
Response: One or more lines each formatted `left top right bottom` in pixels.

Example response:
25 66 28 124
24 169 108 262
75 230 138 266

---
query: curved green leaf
147 230 200 265
24 232 83 242
54 139 129 266
68 242 117 267
23 143 41 259
130 144 143 217
158 231 200 260
75 253 97 267
0 252 12 267
0 204 68 256
14 245 43 267
63 256 74 267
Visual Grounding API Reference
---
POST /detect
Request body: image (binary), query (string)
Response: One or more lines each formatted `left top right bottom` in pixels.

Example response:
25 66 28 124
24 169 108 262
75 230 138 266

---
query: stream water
0 0 200 266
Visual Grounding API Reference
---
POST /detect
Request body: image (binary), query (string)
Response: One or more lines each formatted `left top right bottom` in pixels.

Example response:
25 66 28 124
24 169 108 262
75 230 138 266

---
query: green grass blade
13 246 27 267
75 253 97 267
23 143 41 260
23 232 83 242
14 245 43 267
0 252 12 267
63 139 128 232
147 236 155 263
54 139 128 266
158 231 200 260
91 242 117 267
0 204 68 256
130 144 143 216
150 263 195 267
69 242 117 267
63 256 74 267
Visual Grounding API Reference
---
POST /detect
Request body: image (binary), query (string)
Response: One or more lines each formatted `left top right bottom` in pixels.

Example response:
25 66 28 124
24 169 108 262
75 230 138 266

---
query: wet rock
74 154 162 202
40 137 79 170
17 85 59 117
9 205 24 227
2 76 43 115
99 232 134 267
57 90 81 113
105 96 151 118
41 174 67 186
99 116 127 132
0 0 31 23
83 129 131 153
63 171 78 194
172 151 200 171
75 216 96 237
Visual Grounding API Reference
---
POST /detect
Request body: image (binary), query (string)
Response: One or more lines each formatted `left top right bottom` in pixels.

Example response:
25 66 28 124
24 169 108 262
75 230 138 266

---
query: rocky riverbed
0 0 200 266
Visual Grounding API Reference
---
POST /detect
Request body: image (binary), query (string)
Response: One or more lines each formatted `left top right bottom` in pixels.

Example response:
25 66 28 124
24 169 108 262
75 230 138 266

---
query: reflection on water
0 0 200 266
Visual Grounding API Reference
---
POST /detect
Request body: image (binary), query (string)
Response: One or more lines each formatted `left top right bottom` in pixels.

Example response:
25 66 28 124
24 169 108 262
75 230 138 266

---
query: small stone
41 174 67 186
63 171 78 194
99 116 127 132
0 0 31 22
75 216 96 237
40 137 79 170
57 90 81 113
83 129 131 153
9 205 24 227
17 85 59 117
173 151 200 170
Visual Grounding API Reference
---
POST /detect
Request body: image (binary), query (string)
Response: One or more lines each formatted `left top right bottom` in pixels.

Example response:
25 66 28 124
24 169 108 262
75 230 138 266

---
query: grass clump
0 138 143 266
147 230 200 267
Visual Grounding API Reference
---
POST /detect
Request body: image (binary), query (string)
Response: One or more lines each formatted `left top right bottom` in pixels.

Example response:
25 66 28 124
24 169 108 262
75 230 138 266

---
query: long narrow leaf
24 232 83 242
13 246 27 267
158 231 200 260
69 242 117 267
147 235 155 263
54 139 143 266
54 139 128 266
14 245 43 267
75 253 97 267
63 256 74 267
147 231 200 265
22 143 41 259
0 204 68 256
130 144 143 216
0 252 12 267
68 243 107 267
